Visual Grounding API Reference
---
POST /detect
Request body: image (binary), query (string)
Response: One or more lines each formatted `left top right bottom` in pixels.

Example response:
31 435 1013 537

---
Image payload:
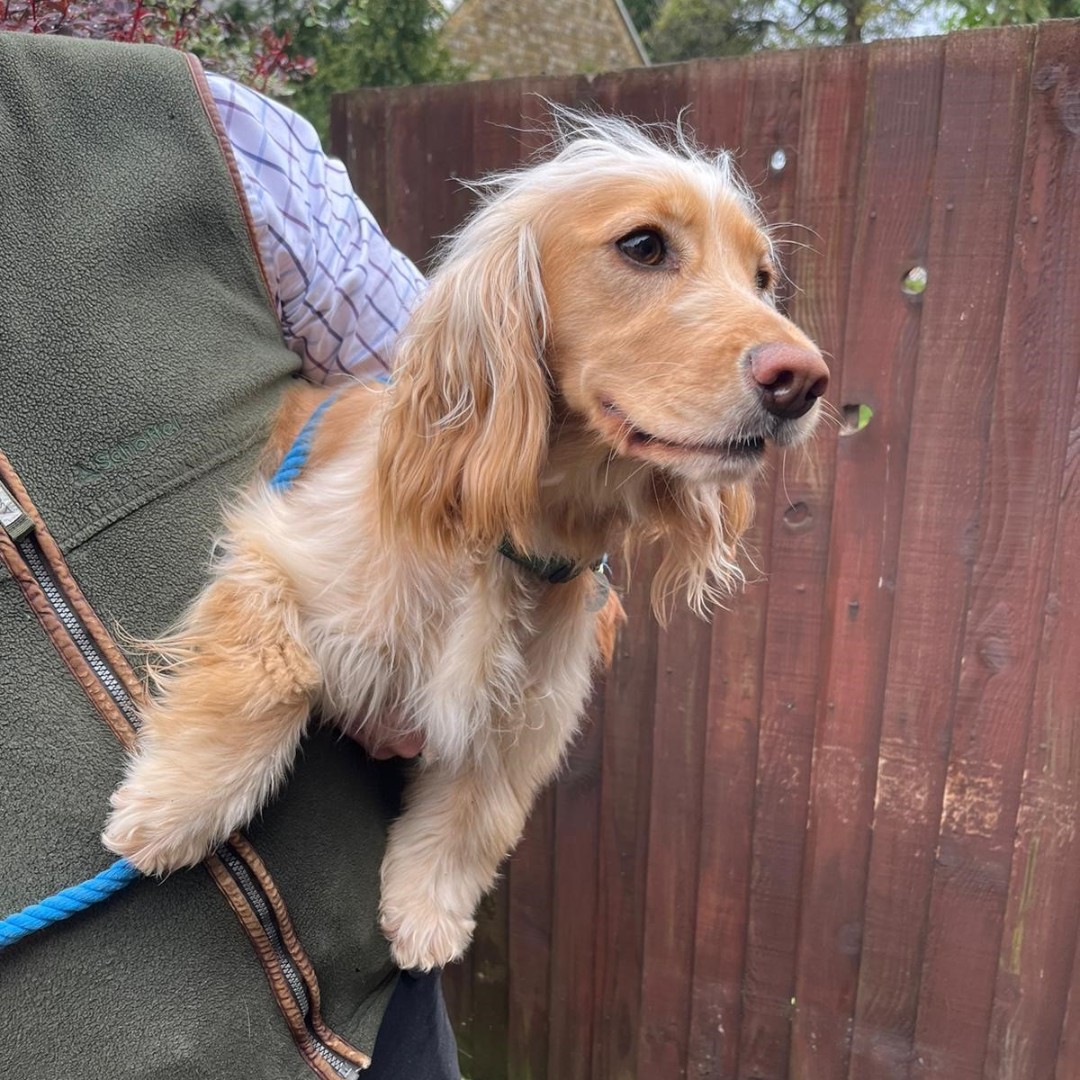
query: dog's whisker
771 238 821 257
767 220 823 242
817 400 844 429
612 459 652 494
780 448 794 510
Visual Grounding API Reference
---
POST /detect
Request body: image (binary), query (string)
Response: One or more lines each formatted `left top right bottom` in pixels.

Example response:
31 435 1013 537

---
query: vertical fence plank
788 36 929 1080
588 63 697 1080
638 603 714 1079
596 61 692 124
743 44 851 1080
987 301 1080 1076
330 86 389 229
682 55 755 1080
728 46 808 1080
592 544 661 1080
378 79 478 267
846 27 1031 1078
908 26 1059 1080
773 33 872 1080
736 40 858 1080
548 691 604 1080
1057 932 1080 1080
381 89 431 267
980 19 1080 1080
588 60 729 1080
508 782 554 1080
541 81 609 1080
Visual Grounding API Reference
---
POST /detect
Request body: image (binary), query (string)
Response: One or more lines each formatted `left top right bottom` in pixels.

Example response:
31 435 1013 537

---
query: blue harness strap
0 393 336 951
269 392 337 492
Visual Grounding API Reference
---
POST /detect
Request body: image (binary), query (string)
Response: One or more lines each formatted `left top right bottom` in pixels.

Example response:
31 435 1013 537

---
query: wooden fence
331 21 1080 1079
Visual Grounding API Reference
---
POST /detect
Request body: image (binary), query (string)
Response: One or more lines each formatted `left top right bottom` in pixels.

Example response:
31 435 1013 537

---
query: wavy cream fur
103 110 824 972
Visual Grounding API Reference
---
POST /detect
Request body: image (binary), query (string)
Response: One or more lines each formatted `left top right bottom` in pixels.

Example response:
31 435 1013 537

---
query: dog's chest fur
243 451 602 772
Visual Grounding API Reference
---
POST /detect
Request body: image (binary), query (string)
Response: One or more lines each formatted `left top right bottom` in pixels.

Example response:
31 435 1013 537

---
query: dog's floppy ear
379 216 550 555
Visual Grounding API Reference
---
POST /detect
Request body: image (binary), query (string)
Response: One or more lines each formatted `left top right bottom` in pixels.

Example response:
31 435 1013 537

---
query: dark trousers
365 971 460 1079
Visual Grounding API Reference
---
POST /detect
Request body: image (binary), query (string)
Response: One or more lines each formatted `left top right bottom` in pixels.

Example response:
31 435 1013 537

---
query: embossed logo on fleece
75 420 183 484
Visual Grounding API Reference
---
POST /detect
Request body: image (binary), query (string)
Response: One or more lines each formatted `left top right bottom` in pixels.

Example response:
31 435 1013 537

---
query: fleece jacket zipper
0 469 366 1080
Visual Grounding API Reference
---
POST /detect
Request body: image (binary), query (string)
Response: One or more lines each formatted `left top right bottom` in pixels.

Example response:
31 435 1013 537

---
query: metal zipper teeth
217 845 360 1080
5 517 359 1080
16 533 144 730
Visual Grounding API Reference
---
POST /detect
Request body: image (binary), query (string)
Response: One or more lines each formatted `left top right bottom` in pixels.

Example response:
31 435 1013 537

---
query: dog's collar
498 538 609 585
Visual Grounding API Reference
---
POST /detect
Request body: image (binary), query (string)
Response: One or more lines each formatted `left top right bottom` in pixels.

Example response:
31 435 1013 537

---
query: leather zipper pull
0 478 34 541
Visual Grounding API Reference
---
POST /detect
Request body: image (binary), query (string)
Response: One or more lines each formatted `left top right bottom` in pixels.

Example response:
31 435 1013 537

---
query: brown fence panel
683 55 756 1080
791 30 934 1080
906 27 1038 1080
723 47 810 1080
784 40 868 1080
329 22 1080 1078
981 21 1080 1080
847 26 1029 1080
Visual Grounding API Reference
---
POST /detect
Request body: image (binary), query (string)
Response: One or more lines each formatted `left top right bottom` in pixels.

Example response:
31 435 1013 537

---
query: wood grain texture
731 46 810 1080
683 55 756 1080
638 600 714 1078
851 25 1028 1080
907 26 1049 1080
330 86 389 230
786 34 927 1080
978 22 1080 1080
783 42 871 1080
592 548 661 1080
1057 925 1080 1080
590 65 696 1080
381 89 430 267
548 691 604 1080
616 59 716 1080
507 786 554 1080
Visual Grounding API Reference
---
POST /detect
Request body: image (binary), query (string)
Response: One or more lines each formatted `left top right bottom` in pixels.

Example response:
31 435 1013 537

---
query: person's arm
207 74 426 383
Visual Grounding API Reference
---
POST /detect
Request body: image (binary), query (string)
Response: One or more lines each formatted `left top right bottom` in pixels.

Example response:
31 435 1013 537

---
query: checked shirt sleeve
206 74 426 384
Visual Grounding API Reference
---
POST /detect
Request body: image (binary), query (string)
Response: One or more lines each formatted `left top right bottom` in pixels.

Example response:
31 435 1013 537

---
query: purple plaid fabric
207 74 426 384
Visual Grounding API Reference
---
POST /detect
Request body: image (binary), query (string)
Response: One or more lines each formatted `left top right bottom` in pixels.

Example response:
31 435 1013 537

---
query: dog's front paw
380 895 476 972
102 780 219 876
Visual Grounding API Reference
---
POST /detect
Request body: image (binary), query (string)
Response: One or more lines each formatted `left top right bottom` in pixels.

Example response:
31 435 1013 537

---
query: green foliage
646 0 933 58
0 1 314 94
951 0 1080 24
647 0 770 59
622 0 665 34
280 0 464 143
3 0 463 146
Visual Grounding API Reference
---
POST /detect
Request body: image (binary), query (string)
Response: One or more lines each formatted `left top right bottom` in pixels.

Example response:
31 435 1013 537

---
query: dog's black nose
750 343 829 420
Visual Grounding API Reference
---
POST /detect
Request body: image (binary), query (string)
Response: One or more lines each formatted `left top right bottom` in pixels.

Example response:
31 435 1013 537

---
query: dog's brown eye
756 266 774 292
617 229 667 267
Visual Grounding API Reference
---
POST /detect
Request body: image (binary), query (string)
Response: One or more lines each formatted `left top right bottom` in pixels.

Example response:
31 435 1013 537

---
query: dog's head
380 109 828 613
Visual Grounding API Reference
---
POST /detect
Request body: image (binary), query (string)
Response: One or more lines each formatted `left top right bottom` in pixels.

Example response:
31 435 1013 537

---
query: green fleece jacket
0 33 399 1079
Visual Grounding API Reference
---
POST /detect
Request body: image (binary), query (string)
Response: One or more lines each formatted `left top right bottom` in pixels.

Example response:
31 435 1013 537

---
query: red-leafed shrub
0 1 315 94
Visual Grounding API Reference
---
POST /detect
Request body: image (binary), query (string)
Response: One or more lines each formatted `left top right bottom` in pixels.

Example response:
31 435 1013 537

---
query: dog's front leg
379 712 572 972
102 545 319 875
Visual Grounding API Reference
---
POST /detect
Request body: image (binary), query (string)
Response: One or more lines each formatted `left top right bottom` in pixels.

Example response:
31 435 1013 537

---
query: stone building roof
442 0 649 81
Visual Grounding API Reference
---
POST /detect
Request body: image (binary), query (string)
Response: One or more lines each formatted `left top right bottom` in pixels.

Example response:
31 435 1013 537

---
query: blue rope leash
0 393 337 952
0 859 141 950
